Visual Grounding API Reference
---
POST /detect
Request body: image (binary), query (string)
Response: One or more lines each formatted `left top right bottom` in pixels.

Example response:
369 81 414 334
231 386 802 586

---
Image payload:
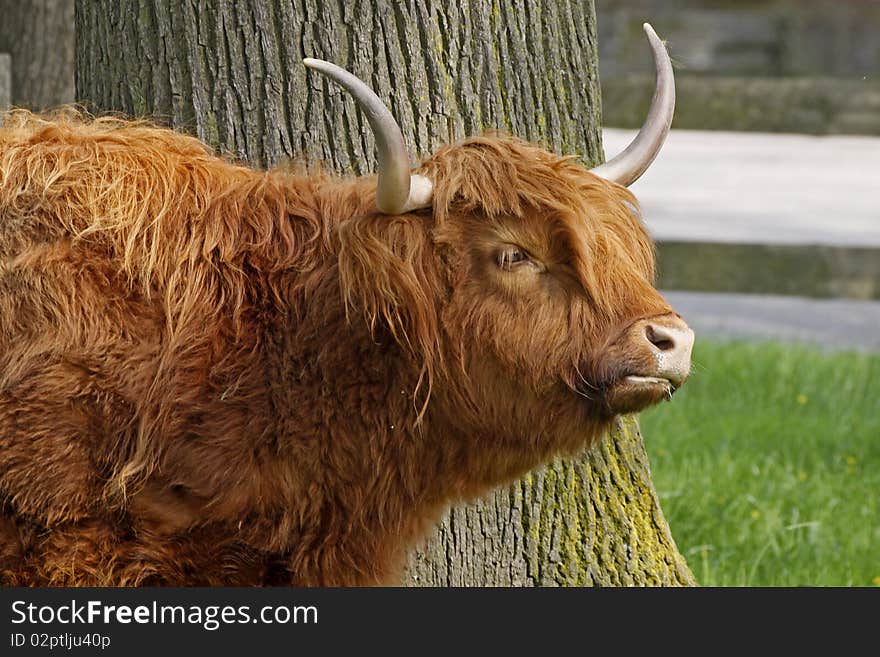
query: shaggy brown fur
0 109 679 586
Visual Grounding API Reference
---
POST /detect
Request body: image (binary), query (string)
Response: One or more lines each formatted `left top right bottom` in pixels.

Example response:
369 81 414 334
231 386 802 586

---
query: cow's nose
641 316 695 387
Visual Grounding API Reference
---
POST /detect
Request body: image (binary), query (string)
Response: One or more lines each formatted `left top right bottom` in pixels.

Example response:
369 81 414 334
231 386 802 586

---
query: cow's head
306 24 694 453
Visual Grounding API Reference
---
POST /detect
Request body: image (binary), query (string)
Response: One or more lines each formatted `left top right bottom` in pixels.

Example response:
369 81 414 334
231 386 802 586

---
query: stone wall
604 74 880 135
599 0 880 134
657 242 880 301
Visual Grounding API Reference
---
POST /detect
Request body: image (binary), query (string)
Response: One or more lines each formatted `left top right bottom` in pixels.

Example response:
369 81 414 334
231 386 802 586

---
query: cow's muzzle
598 313 695 414
634 315 695 389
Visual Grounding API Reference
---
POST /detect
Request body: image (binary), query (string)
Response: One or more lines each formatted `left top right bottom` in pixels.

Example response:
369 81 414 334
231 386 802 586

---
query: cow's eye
496 246 531 271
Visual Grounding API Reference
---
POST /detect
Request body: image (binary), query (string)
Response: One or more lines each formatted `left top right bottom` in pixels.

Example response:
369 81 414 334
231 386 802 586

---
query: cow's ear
336 214 442 373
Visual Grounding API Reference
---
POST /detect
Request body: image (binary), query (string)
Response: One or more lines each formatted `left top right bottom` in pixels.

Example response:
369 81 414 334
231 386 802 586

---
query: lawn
638 340 880 587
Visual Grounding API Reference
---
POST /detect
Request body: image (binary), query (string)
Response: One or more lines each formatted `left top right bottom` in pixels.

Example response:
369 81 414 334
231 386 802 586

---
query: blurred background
599 0 880 586
0 0 876 586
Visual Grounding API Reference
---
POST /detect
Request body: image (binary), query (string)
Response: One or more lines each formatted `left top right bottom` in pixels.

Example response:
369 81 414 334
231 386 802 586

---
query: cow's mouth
602 374 677 414
623 375 677 390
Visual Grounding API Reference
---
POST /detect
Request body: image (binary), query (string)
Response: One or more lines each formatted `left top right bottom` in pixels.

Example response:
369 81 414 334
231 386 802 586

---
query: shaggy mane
421 135 656 325
0 109 338 332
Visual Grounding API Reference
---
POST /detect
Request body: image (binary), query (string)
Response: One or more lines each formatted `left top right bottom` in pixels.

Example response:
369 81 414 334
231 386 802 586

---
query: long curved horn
590 23 675 187
303 58 433 214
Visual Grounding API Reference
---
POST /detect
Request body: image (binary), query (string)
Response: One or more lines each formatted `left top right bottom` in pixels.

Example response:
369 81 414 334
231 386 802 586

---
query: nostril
645 324 676 352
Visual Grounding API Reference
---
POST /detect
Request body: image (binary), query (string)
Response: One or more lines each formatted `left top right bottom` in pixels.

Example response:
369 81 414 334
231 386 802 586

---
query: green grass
639 340 880 587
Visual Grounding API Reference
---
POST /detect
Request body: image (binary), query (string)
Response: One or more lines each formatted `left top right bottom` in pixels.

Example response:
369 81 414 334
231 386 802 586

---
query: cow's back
0 111 293 584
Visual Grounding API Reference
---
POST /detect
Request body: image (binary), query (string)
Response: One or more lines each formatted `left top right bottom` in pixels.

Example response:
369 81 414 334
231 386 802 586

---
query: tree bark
0 0 74 110
75 0 695 586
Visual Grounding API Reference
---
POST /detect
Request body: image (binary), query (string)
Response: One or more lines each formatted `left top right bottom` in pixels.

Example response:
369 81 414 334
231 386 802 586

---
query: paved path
663 290 880 352
599 130 880 351
603 129 880 247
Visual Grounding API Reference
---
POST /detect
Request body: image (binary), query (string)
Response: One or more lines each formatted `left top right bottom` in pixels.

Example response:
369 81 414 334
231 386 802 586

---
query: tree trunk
0 0 74 110
75 0 695 586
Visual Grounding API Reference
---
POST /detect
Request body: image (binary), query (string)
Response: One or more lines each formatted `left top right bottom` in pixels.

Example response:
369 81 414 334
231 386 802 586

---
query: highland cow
0 25 693 586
